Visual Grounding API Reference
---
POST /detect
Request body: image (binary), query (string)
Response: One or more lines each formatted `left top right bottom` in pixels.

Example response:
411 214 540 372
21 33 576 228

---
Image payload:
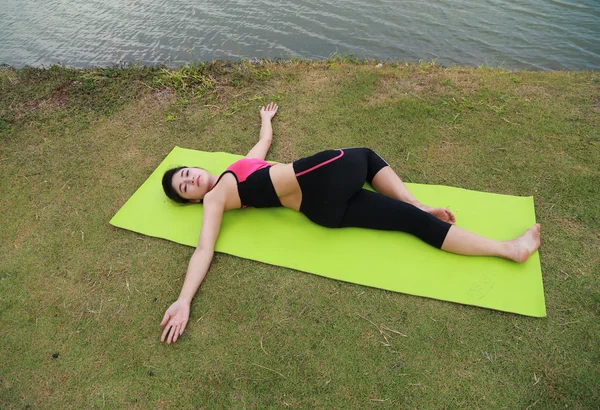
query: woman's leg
340 189 453 249
368 155 456 224
441 224 541 262
340 189 541 262
371 166 421 206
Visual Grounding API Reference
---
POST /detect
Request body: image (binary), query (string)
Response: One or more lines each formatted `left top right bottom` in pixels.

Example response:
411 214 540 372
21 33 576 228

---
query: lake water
1 0 598 70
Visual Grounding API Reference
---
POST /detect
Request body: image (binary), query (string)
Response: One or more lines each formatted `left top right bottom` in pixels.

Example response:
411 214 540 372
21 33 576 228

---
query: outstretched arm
160 192 225 344
246 102 278 160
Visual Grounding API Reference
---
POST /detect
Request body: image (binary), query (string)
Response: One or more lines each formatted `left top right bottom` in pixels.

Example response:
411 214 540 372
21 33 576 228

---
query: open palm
160 299 190 344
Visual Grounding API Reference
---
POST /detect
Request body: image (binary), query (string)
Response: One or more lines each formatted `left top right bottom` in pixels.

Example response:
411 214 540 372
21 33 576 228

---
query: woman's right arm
160 192 225 344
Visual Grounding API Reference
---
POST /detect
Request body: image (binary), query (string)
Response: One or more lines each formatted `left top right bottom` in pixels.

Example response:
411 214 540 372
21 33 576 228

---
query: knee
312 217 342 229
366 150 389 183
362 147 375 156
302 208 344 229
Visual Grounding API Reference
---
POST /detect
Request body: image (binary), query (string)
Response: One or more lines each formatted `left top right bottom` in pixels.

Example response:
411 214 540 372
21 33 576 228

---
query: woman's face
171 167 213 201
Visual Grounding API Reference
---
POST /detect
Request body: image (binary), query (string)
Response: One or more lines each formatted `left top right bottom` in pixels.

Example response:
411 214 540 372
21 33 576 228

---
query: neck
208 173 219 191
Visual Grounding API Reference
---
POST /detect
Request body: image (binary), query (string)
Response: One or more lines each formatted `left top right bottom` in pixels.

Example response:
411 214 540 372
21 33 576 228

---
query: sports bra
214 157 283 209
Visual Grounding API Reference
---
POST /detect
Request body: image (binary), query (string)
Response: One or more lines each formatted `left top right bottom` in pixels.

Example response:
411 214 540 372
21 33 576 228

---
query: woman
159 103 541 344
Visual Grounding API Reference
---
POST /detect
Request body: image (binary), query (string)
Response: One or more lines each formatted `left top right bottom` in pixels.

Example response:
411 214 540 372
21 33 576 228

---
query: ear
190 199 202 204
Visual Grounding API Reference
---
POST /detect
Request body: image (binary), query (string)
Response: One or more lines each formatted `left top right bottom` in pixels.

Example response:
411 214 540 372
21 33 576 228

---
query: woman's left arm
246 103 278 159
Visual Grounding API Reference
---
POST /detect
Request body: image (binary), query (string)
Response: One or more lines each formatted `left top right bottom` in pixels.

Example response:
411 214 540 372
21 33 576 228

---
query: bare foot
421 206 456 224
509 224 541 263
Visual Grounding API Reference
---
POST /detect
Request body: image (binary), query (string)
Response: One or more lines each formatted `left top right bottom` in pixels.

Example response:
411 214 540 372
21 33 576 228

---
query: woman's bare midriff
269 163 302 211
218 163 302 212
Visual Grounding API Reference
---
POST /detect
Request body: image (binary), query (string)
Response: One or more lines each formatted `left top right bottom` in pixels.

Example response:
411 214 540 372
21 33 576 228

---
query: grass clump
0 59 598 409
153 59 276 99
154 63 216 96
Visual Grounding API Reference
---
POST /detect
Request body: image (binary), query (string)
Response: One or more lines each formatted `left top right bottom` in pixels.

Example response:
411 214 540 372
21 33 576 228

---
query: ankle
500 240 521 262
502 240 518 261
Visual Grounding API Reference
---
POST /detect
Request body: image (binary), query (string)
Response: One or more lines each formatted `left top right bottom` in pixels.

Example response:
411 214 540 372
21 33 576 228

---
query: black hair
162 166 203 204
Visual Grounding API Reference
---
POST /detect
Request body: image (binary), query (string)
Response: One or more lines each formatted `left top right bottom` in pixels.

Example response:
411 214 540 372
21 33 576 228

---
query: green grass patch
1 60 599 408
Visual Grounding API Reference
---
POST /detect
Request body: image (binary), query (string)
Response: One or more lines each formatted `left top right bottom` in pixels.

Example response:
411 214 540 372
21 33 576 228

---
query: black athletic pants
292 147 451 249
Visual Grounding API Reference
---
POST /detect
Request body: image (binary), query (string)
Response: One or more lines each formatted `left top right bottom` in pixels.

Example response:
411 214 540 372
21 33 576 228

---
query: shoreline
2 55 598 73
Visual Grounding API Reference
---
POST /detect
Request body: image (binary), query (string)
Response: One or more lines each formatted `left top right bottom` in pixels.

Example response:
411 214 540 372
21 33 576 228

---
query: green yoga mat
110 147 546 317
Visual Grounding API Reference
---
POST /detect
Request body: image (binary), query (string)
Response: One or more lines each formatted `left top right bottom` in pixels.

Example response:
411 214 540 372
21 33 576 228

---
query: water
1 0 598 70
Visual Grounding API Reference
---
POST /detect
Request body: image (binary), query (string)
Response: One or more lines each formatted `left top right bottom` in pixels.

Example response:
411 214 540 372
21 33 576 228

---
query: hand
160 299 190 344
260 102 278 121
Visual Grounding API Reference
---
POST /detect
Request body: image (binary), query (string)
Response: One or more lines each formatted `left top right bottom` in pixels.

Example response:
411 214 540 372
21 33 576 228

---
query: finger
160 311 171 326
169 324 180 344
167 325 173 344
161 324 171 342
173 325 181 343
168 324 179 344
180 321 188 334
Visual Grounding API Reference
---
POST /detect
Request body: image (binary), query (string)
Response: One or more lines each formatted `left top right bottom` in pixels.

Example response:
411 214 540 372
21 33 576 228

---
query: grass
1 59 599 409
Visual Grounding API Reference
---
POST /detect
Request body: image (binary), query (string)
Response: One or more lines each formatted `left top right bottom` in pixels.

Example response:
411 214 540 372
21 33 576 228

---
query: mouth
197 176 200 186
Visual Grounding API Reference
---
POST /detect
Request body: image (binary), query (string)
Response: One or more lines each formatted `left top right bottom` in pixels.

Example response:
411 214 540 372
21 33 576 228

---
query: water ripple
0 0 598 69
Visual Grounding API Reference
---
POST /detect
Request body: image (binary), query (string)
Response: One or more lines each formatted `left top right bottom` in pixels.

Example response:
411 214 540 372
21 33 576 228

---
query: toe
446 209 456 224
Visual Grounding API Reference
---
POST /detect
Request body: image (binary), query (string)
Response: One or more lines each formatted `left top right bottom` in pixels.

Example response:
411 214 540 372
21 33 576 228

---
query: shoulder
206 173 241 211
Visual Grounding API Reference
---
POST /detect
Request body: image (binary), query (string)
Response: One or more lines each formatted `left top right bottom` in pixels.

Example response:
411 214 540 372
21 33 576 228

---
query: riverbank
1 60 598 408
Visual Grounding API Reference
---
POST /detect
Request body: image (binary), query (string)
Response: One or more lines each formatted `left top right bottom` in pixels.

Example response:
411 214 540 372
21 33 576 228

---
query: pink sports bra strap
226 158 273 182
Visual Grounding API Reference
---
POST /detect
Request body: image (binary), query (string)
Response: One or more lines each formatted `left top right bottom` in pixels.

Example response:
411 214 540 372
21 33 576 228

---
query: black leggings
292 147 451 249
